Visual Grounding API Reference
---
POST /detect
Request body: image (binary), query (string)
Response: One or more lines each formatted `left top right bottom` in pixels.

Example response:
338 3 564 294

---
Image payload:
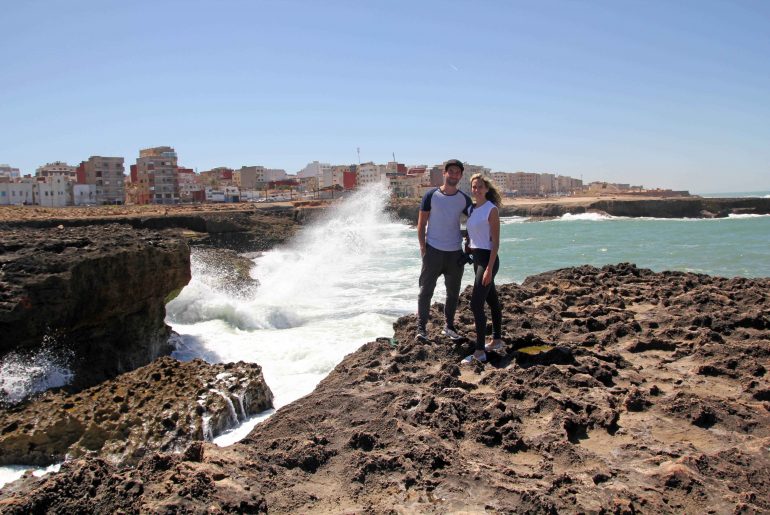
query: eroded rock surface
0 356 273 467
2 264 768 513
0 224 190 394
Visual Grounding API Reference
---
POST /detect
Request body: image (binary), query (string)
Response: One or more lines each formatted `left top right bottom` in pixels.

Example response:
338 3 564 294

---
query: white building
205 186 240 203
297 161 331 180
74 184 97 205
0 179 34 205
356 162 387 186
34 174 72 207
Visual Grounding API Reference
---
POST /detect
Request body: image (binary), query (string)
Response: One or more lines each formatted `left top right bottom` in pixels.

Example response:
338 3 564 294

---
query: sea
1 186 768 486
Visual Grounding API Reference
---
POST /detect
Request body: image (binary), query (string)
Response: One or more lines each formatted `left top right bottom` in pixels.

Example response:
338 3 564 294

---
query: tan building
509 172 539 196
237 166 288 189
36 161 77 180
133 146 179 204
491 172 510 193
78 156 126 204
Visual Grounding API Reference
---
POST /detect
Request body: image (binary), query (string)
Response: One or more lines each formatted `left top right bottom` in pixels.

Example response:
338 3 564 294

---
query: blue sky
2 0 768 193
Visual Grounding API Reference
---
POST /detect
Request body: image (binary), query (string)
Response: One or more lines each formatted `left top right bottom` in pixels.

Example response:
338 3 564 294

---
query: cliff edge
0 224 190 394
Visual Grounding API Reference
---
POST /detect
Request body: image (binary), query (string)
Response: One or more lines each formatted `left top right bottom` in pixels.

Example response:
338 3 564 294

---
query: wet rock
0 357 272 466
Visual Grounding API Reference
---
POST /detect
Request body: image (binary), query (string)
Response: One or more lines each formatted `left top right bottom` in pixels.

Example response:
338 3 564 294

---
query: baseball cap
444 159 464 172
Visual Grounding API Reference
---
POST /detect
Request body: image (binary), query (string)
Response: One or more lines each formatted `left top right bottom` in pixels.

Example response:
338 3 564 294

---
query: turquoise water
495 214 770 284
697 190 770 198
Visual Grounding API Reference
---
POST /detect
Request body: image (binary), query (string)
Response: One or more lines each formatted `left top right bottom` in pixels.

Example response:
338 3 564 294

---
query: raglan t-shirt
420 188 472 251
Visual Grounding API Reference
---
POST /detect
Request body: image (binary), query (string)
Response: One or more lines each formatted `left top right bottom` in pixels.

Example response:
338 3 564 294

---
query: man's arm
417 210 429 257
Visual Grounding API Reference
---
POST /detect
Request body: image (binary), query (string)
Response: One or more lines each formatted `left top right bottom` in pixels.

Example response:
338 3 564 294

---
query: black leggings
470 249 502 351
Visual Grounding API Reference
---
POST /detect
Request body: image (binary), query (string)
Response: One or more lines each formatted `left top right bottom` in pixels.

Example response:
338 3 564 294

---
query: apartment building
77 156 126 204
389 173 422 198
510 172 540 196
177 167 203 202
238 166 288 189
491 172 509 193
298 161 331 180
133 146 179 204
356 162 387 186
36 161 77 180
0 164 21 179
539 173 556 194
197 167 235 188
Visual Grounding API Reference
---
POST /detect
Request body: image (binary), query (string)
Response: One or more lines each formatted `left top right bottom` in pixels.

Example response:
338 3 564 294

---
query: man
416 159 472 342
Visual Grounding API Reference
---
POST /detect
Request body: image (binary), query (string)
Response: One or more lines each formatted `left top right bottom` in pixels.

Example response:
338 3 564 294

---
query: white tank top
467 201 497 250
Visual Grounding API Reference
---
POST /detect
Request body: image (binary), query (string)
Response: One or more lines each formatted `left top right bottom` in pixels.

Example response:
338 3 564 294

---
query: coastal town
0 146 689 208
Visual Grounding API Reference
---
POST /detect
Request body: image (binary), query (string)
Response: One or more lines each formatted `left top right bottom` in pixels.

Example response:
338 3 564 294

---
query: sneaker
416 327 429 342
485 339 505 353
442 326 463 341
460 351 487 365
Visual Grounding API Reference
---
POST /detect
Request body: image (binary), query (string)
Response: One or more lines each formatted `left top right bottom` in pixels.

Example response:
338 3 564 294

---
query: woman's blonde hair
470 173 502 207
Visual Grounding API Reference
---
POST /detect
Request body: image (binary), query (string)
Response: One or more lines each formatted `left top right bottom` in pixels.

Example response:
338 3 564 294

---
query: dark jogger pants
418 244 464 330
470 248 502 351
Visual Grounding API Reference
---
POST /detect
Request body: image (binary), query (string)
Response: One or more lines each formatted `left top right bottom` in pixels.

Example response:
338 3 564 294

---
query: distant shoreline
2 194 769 225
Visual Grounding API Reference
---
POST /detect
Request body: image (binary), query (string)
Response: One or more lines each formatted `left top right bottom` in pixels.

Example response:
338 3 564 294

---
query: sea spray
167 182 423 418
0 341 73 407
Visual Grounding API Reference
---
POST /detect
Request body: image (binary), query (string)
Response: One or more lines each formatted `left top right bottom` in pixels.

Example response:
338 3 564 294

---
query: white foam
500 216 529 224
0 463 61 489
728 213 770 219
212 409 275 447
559 212 614 221
0 347 73 406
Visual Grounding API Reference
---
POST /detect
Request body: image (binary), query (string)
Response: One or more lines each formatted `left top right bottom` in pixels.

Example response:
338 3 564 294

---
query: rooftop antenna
392 152 396 163
357 147 361 165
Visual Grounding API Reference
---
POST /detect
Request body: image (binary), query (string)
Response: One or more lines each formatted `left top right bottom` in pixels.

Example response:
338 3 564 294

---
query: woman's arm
482 207 500 286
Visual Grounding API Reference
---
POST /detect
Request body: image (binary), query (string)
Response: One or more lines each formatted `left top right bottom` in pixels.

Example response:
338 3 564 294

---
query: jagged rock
0 224 190 393
0 356 273 466
2 264 769 513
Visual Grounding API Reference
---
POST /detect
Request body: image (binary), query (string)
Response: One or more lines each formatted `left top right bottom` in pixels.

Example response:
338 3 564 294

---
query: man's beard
445 177 459 187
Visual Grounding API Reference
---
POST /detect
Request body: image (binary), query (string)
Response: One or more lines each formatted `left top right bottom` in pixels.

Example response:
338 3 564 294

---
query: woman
461 173 504 364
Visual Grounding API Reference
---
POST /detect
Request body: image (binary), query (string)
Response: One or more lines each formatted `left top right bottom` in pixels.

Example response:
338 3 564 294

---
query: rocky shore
0 224 191 394
1 264 768 513
0 357 273 467
390 196 770 222
0 204 307 253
